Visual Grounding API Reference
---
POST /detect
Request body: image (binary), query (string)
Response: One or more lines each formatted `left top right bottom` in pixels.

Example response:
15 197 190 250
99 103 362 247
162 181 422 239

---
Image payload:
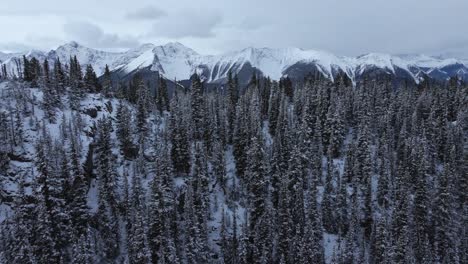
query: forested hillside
0 56 466 264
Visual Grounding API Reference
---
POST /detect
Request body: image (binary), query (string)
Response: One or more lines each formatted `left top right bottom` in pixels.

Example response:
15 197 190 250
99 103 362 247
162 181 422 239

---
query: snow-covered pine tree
101 64 112 97
191 74 205 141
156 74 170 114
83 64 100 93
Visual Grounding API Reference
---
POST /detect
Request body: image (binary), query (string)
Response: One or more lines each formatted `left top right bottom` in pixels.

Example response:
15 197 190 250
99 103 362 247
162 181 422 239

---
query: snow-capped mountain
0 52 16 63
49 41 125 76
1 41 467 84
114 42 201 81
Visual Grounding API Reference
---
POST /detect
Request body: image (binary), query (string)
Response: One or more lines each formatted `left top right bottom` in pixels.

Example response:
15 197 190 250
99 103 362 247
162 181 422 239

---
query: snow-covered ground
0 81 123 217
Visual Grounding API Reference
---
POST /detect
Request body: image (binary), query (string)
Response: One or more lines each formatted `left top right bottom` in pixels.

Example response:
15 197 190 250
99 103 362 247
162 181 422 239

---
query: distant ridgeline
1 41 467 92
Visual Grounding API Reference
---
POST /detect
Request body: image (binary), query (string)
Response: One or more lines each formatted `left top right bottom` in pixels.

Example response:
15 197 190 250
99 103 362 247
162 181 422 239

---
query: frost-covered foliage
0 56 467 264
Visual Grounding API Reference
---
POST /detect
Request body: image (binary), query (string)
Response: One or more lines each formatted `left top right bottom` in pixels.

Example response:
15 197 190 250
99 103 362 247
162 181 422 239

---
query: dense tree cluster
0 56 466 264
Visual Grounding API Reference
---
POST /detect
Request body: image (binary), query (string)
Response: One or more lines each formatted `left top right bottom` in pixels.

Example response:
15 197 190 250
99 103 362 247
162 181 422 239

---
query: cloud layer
1 0 468 58
149 10 222 38
125 6 167 20
63 20 140 49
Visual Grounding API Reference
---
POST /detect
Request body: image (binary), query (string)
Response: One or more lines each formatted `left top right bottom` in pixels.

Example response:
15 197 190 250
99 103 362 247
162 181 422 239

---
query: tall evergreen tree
101 64 112 97
156 74 170 114
191 75 205 141
83 64 100 93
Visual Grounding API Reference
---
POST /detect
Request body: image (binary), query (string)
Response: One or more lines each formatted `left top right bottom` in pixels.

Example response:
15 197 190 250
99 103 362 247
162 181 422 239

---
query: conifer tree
156 75 169 113
22 55 31 82
53 58 66 94
34 137 61 263
136 78 150 142
226 71 238 142
71 230 95 264
191 75 205 141
116 101 135 158
246 133 267 263
69 56 83 110
373 216 389 264
83 64 100 93
95 118 119 259
69 136 89 236
169 96 191 173
301 169 324 264
101 64 112 97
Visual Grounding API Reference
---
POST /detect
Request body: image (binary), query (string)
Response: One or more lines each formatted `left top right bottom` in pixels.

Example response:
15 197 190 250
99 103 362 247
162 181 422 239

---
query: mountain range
1 41 467 85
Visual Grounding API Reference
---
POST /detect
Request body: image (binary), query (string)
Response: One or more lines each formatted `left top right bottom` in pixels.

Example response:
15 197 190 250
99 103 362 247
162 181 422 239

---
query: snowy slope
195 47 349 81
50 41 124 75
0 51 20 63
115 43 157 74
1 41 467 83
150 42 199 80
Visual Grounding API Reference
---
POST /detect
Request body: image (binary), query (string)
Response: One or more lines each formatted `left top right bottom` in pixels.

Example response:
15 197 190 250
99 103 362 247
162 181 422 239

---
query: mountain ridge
1 41 467 84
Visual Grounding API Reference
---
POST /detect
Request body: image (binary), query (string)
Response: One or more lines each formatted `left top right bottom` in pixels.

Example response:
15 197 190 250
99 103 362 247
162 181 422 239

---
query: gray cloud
0 42 34 53
1 0 468 57
237 17 264 31
63 20 140 49
125 6 167 20
149 10 222 38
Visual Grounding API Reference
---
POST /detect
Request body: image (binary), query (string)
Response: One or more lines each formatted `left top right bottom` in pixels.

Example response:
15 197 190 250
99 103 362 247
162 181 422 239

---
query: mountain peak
68 41 79 47
158 42 198 56
163 41 185 48
134 43 156 51
62 41 82 49
25 49 46 57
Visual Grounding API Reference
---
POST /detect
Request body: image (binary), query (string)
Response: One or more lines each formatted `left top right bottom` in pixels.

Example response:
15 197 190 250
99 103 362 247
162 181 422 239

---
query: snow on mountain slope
50 41 124 75
355 53 398 74
150 42 199 80
111 42 200 80
1 50 47 77
207 47 296 80
1 42 125 77
199 47 348 81
90 44 468 83
0 51 21 63
116 44 157 74
1 41 467 83
0 52 7 62
299 49 354 80
397 54 462 68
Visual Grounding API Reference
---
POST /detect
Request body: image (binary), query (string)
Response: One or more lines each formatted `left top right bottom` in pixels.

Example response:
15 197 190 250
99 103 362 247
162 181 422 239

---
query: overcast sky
1 0 467 57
